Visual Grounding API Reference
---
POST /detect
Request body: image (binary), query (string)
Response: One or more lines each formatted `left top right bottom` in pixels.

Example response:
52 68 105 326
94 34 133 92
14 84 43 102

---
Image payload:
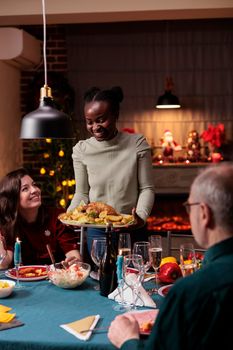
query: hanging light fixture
20 0 74 139
156 76 181 109
156 22 181 109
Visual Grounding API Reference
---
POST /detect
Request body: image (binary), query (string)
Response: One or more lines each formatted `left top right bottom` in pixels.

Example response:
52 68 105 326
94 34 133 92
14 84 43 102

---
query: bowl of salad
0 279 15 298
48 262 90 289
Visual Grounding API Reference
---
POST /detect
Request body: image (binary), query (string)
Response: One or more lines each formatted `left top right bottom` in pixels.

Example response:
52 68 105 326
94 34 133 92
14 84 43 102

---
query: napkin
0 311 15 323
60 315 100 341
108 274 156 308
0 318 24 331
0 305 15 323
0 305 12 313
0 304 23 331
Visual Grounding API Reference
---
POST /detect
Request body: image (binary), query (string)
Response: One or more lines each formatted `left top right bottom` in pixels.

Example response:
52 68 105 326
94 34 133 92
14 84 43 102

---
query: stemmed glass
133 241 151 274
113 233 132 312
180 243 197 277
90 238 107 290
122 254 144 310
148 235 163 294
118 233 131 257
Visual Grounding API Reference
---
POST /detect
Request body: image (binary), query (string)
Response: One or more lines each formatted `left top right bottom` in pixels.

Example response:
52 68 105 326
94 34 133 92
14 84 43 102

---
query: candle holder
14 264 23 289
14 238 23 289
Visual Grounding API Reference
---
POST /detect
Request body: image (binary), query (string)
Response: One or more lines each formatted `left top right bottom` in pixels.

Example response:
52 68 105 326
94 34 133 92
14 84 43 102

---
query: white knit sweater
68 132 155 222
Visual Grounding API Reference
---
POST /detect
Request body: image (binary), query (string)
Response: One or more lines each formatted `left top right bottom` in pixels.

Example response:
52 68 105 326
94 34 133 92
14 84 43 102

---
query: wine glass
90 238 106 290
113 233 132 312
122 254 144 310
118 233 131 257
133 241 151 274
148 235 163 294
180 243 197 277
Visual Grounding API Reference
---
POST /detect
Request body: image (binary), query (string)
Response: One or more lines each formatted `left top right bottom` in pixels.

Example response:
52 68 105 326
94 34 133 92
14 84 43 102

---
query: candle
14 237 21 266
211 152 222 163
116 255 123 283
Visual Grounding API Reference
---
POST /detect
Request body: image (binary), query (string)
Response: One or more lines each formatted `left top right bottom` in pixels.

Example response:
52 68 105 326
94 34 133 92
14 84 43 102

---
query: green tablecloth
0 277 162 350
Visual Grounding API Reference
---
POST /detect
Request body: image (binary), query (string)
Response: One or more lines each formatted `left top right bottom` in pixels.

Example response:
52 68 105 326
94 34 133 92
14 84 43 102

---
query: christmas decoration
160 130 182 158
186 130 201 161
200 123 225 162
27 139 75 208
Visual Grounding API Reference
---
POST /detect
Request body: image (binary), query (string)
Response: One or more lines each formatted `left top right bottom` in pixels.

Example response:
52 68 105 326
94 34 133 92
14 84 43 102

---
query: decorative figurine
161 130 182 158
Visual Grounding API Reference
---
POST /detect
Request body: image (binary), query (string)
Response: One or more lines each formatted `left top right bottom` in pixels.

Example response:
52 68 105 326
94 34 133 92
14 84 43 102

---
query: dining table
0 273 163 350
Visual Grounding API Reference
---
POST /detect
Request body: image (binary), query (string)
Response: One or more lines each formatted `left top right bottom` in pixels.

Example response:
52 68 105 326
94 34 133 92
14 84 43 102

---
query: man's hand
108 314 140 348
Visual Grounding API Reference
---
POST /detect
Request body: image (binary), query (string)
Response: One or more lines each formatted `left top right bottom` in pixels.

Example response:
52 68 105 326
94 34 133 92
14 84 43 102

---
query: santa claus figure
161 130 182 157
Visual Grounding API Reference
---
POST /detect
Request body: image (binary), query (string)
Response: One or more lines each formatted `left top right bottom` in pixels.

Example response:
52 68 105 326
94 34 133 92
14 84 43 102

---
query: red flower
200 123 225 148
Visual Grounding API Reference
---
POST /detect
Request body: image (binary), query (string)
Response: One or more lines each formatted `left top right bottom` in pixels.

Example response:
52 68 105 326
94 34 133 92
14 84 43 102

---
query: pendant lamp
20 0 74 139
156 77 181 109
156 21 181 110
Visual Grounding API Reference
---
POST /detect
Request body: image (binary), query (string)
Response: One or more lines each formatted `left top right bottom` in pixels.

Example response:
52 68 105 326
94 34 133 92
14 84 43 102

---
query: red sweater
7 207 79 266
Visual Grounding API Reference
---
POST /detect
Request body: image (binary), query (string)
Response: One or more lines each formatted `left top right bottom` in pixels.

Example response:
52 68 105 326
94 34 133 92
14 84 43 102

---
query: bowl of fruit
48 262 91 289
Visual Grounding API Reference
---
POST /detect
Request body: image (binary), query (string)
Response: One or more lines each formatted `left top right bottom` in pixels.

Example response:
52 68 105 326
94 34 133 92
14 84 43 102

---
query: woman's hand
130 208 145 230
108 314 140 348
64 249 82 267
0 233 13 269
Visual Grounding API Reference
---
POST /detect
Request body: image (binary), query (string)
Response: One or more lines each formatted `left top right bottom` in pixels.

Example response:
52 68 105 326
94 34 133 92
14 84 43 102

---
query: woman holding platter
68 86 155 253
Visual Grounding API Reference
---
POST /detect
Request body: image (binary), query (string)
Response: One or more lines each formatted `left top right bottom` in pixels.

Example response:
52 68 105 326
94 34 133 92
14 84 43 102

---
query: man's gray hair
192 162 233 231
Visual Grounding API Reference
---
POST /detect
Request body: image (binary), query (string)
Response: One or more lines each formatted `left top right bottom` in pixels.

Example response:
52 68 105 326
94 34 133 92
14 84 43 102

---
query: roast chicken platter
59 201 135 228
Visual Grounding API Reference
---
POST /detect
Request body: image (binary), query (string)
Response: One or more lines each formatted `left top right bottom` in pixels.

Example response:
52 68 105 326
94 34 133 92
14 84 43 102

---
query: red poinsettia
200 123 225 148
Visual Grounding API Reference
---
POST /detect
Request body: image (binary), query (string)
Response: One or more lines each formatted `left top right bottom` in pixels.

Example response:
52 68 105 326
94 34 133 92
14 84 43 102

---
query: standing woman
0 168 81 269
68 86 155 252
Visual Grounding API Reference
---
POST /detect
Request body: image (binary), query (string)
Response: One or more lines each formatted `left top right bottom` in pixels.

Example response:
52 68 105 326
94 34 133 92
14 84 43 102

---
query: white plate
158 284 173 297
5 265 48 281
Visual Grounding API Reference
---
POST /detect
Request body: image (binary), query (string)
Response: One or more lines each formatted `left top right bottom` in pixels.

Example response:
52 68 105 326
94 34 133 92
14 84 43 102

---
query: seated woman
0 168 81 269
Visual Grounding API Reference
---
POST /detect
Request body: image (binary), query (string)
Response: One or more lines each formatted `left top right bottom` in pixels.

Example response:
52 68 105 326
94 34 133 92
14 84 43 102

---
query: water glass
133 241 151 273
90 238 106 289
180 243 197 277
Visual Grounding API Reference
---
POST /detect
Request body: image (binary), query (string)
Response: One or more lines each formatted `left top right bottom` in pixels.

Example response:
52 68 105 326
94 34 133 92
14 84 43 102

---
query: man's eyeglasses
183 201 201 215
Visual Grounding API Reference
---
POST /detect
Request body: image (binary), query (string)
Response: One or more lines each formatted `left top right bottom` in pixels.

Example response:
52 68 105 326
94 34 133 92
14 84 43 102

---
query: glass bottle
99 224 117 297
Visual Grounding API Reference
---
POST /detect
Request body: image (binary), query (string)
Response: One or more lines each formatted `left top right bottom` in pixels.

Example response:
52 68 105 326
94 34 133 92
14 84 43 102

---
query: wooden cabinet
152 163 208 194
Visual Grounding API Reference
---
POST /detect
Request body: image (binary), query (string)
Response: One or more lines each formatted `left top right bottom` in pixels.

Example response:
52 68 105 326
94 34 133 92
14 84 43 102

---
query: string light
40 167 46 175
58 150 64 157
59 199 66 207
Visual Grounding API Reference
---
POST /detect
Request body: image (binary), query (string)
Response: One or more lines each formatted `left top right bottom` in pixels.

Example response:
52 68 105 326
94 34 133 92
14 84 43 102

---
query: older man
108 162 233 350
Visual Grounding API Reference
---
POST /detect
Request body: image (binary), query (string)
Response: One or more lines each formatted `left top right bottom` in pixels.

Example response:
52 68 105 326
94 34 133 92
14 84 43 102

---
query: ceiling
0 0 233 26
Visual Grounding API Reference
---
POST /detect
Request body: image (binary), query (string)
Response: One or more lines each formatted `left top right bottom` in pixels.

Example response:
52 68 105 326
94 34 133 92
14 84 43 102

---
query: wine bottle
99 224 117 297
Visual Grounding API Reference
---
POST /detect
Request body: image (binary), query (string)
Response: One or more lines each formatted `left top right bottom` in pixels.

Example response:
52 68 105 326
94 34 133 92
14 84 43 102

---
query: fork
79 327 109 334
